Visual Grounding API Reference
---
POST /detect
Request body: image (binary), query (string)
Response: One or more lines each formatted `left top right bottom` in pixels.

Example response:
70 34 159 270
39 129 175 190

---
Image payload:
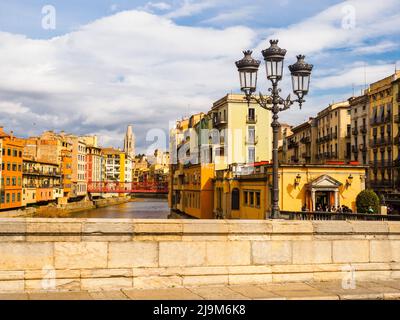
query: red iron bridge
87 181 169 194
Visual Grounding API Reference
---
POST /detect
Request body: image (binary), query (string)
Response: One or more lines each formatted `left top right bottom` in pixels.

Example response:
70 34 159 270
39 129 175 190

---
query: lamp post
235 40 313 219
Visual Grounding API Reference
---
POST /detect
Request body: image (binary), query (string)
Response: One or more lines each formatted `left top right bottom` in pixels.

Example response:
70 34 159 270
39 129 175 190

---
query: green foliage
356 189 380 213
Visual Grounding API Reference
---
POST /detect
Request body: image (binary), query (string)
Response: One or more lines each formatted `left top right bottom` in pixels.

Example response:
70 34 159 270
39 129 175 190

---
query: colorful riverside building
0 128 23 210
101 147 133 196
22 158 63 206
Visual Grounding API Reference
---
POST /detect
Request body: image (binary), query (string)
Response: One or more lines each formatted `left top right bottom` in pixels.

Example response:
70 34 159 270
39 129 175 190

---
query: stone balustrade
0 218 400 292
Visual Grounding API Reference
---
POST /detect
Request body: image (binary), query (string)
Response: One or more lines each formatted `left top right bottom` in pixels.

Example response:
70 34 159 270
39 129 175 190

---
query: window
248 126 255 143
248 108 255 121
6 193 10 203
244 191 248 205
17 193 21 202
256 192 261 208
12 193 15 203
248 147 255 163
231 189 240 210
249 192 254 206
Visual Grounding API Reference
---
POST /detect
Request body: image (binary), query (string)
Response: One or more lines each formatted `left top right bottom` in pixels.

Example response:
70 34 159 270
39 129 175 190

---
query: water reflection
72 198 170 219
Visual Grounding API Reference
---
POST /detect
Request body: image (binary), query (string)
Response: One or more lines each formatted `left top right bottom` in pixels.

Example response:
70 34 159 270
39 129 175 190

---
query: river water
72 198 170 219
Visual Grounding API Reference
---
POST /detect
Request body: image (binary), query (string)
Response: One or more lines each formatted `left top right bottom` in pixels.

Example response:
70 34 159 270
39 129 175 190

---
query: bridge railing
280 211 400 221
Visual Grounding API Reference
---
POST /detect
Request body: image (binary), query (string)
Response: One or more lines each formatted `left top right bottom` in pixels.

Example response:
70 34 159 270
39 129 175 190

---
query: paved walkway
1 280 400 300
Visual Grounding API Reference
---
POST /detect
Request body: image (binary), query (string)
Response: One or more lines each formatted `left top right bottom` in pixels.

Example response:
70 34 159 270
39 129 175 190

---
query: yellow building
214 163 367 219
368 72 400 193
349 94 369 166
210 94 272 170
315 101 351 163
283 118 315 164
169 163 214 219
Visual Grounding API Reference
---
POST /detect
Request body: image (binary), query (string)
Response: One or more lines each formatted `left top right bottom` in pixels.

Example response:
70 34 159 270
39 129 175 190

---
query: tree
356 189 380 214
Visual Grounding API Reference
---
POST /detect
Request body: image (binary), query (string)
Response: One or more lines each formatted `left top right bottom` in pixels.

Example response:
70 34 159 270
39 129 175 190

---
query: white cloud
0 10 255 152
165 0 218 19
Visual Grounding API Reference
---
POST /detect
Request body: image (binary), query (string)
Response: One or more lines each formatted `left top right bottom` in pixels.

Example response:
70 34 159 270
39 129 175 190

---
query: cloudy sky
0 0 399 153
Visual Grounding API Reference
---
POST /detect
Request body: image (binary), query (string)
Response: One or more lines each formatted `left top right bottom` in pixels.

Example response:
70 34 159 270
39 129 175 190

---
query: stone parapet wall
0 219 400 292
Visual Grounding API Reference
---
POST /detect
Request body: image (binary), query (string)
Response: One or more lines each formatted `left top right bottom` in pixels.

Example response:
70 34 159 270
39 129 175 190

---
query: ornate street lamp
235 39 313 219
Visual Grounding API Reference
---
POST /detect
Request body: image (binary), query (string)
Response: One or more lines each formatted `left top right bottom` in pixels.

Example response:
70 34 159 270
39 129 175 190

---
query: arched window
231 188 240 210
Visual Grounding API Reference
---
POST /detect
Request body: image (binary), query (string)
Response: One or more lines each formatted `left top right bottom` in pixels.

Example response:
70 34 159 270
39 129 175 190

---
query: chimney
10 131 14 139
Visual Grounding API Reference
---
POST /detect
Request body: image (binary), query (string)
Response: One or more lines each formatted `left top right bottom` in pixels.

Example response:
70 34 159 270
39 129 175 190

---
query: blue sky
0 0 399 152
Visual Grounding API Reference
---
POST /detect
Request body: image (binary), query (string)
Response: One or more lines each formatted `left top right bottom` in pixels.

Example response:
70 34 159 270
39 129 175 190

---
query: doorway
315 191 330 210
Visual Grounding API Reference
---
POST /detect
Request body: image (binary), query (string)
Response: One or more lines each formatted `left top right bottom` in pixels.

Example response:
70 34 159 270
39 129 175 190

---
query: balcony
370 137 390 147
301 152 311 159
370 160 392 167
359 144 368 153
360 125 367 134
352 145 359 154
246 115 257 124
370 117 382 126
332 132 338 139
345 132 351 139
287 140 298 149
213 116 227 128
245 136 258 145
23 168 61 177
300 136 311 144
352 127 358 135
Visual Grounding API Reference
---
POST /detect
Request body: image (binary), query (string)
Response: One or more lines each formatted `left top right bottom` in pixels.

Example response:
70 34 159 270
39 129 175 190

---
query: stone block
228 274 272 285
0 280 24 292
81 277 133 291
183 221 229 234
252 241 291 265
272 272 313 283
350 221 388 234
271 221 313 234
108 242 158 268
54 242 108 269
388 222 400 234
159 242 206 267
123 287 202 300
83 221 133 234
332 240 369 263
312 221 352 234
27 221 82 234
227 221 272 234
370 240 392 263
25 278 80 292
0 219 26 234
133 276 182 289
182 275 228 287
292 241 332 264
206 241 251 266
133 222 182 234
0 243 53 270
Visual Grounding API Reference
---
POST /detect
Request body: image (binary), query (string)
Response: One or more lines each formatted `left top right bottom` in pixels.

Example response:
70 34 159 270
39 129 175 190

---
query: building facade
315 101 351 163
368 72 400 193
214 163 366 219
349 94 369 166
22 159 63 206
284 118 315 164
0 128 23 210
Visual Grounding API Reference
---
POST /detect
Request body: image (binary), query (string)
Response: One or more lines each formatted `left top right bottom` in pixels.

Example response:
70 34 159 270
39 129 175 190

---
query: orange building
61 149 73 198
169 163 215 219
0 128 23 210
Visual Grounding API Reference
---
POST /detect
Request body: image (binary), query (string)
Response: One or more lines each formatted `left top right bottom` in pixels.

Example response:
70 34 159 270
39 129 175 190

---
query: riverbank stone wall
0 219 399 292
